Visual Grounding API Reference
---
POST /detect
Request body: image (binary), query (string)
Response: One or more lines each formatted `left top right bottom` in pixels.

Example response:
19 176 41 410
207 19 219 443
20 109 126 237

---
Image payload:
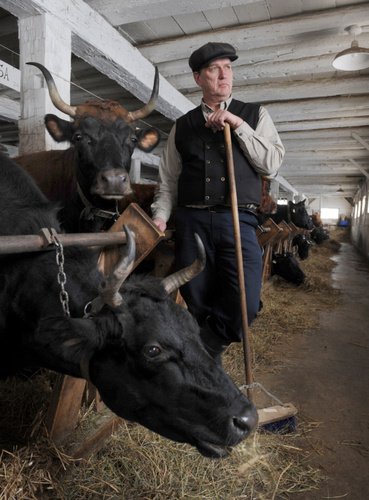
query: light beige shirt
151 98 285 222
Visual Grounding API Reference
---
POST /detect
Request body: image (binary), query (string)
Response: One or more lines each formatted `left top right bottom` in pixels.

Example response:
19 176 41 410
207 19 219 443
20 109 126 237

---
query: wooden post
45 375 86 442
18 14 71 154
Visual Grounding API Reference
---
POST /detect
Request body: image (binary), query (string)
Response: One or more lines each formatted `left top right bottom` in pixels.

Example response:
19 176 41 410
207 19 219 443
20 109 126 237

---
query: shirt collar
201 96 233 116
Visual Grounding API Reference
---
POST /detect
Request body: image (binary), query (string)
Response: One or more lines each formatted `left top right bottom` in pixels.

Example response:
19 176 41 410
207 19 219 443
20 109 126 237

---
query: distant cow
270 200 314 230
15 62 160 232
292 233 311 260
0 153 258 457
311 226 330 244
272 251 305 285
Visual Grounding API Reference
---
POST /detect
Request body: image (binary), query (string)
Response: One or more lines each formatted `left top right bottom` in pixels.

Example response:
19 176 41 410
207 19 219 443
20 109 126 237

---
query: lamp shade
332 39 369 71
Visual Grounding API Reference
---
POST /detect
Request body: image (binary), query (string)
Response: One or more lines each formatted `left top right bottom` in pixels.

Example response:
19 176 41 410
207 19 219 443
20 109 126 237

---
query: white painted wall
351 180 369 260
309 197 353 220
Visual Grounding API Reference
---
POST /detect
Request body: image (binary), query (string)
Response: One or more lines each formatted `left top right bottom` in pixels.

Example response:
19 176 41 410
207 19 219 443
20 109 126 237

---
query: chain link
52 233 71 317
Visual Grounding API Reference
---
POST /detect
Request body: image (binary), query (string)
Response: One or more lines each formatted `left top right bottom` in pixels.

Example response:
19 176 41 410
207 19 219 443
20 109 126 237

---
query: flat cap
189 42 238 72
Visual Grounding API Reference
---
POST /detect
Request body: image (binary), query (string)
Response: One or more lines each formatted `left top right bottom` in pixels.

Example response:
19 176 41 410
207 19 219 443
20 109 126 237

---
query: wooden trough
256 218 283 284
257 217 304 284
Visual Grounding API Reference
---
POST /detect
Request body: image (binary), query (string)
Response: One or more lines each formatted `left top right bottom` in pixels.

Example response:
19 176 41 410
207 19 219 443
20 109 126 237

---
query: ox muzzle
92 168 133 199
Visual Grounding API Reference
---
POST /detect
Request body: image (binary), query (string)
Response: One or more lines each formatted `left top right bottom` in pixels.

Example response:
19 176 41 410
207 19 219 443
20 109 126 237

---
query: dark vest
175 100 261 206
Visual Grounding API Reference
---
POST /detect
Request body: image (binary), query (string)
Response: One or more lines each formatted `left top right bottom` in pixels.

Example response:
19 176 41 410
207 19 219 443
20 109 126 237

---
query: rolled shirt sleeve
151 124 182 222
233 106 285 178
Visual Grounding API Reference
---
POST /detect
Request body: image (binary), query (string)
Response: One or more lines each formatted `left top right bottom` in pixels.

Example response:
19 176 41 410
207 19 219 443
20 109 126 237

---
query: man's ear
193 71 201 86
35 316 101 375
45 114 74 143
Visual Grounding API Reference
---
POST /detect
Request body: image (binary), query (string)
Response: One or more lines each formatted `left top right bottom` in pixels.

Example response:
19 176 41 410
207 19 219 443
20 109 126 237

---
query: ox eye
143 344 162 358
131 136 138 143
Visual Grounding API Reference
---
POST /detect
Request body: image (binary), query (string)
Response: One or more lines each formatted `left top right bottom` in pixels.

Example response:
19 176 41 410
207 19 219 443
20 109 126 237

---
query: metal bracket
38 227 58 247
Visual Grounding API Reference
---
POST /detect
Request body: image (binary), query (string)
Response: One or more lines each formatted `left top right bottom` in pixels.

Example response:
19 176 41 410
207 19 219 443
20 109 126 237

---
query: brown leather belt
185 203 258 214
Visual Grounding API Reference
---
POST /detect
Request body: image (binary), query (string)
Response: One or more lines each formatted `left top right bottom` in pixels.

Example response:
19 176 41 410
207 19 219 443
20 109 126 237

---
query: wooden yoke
288 222 302 254
46 203 164 448
98 202 165 274
275 220 293 254
257 218 283 284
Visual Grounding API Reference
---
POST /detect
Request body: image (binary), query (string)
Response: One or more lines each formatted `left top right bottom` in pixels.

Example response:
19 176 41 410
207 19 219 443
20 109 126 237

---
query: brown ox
15 62 160 232
312 212 323 227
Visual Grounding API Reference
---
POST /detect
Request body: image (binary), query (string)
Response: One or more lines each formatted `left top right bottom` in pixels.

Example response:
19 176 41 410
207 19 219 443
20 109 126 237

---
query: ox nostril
233 412 258 435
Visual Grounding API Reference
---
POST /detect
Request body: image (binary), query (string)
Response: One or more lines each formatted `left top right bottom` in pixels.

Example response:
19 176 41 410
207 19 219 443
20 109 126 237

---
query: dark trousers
175 207 262 344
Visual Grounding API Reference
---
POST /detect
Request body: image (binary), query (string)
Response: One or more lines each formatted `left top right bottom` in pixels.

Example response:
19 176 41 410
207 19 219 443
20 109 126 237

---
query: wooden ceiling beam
187 76 369 105
138 4 369 62
3 0 194 121
85 0 256 25
348 159 369 180
352 132 369 152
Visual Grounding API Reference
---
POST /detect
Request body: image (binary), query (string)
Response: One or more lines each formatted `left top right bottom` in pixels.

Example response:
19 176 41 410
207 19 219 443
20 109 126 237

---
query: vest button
205 144 211 150
206 177 211 182
220 177 225 182
205 195 210 200
206 160 211 165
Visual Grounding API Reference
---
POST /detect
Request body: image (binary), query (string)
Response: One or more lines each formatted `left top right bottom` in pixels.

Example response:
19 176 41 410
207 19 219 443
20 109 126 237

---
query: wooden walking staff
223 122 254 402
224 124 298 429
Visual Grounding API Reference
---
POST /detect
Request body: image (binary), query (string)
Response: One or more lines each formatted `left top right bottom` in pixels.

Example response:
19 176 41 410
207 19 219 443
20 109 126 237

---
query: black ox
0 153 258 458
270 200 314 230
15 62 160 232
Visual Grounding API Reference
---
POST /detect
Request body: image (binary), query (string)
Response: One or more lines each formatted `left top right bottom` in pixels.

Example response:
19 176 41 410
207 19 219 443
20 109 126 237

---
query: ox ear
45 114 74 143
35 316 101 375
136 127 160 153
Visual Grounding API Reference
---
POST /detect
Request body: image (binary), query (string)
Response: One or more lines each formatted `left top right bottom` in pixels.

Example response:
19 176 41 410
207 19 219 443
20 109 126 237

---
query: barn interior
0 1 369 499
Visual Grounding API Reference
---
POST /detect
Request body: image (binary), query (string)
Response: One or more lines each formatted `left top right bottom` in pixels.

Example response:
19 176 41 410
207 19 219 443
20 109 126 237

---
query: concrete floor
257 241 369 499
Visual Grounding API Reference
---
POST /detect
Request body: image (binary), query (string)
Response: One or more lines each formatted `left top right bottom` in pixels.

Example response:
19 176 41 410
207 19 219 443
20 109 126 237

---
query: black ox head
27 62 160 202
35 230 257 458
292 233 311 260
272 251 305 285
289 201 314 230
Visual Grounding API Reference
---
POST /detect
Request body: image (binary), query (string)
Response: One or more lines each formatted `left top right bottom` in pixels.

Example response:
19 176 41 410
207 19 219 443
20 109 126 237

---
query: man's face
194 58 233 102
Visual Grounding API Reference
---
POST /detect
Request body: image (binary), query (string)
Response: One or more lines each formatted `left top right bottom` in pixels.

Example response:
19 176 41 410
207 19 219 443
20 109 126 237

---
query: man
151 42 285 356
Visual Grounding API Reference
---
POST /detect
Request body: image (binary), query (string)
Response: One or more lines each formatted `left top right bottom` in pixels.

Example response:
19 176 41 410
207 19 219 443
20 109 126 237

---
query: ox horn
161 233 206 295
27 62 77 118
88 225 136 315
119 66 159 123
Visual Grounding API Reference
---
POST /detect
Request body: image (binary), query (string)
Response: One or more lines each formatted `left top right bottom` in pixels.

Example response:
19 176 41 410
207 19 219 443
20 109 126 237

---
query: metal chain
52 233 71 317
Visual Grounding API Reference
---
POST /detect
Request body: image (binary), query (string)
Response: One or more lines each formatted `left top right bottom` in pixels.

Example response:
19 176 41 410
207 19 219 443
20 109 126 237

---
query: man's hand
205 109 243 131
152 217 167 232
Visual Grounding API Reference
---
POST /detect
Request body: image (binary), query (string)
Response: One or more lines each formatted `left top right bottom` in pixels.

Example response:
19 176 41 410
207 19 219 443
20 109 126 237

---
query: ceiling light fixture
332 25 369 71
